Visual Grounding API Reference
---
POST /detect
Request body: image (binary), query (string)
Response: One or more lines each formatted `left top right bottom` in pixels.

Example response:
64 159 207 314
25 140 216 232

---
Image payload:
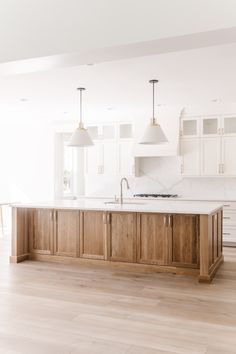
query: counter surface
13 199 223 215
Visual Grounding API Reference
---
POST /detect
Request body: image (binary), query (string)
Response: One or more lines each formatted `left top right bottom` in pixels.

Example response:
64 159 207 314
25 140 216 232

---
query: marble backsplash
134 157 236 199
85 156 236 200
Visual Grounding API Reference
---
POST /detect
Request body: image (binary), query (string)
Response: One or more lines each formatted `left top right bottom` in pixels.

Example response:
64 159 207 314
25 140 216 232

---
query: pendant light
68 88 94 147
139 80 168 144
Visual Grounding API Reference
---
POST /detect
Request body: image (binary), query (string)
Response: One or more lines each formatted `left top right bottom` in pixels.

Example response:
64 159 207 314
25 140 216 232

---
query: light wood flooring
1 236 236 354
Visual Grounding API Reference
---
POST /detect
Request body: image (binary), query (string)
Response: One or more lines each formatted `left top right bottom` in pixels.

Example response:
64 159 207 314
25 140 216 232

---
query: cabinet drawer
222 201 236 210
223 227 236 245
223 211 236 225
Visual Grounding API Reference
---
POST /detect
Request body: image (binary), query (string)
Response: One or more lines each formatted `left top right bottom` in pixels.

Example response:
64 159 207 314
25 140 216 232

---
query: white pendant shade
139 121 168 145
139 79 168 145
68 87 94 147
68 126 94 147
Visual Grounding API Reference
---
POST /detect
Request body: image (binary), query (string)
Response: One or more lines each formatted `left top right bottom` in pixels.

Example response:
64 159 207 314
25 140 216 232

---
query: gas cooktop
133 193 178 198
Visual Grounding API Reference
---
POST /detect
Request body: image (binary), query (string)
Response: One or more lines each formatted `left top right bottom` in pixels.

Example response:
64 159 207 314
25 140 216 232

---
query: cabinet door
118 141 134 176
181 138 200 176
30 209 54 254
201 117 220 137
54 210 79 257
201 138 221 176
137 213 169 265
181 119 198 137
79 211 105 259
102 141 117 176
222 137 236 176
170 214 199 268
109 212 137 262
85 142 102 175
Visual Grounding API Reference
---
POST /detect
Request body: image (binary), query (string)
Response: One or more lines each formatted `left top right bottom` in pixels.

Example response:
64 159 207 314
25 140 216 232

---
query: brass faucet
120 177 130 204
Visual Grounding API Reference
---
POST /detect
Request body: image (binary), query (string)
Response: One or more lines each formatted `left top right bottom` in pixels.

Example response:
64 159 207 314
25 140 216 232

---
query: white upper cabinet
181 118 199 137
118 141 134 176
180 138 200 176
119 124 133 139
201 138 221 176
223 116 236 135
180 114 236 177
202 117 220 137
221 137 236 176
85 142 102 176
85 122 136 179
102 141 117 176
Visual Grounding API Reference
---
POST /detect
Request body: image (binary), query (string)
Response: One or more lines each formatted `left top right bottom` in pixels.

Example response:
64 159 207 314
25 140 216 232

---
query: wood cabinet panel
80 211 105 259
137 213 169 265
30 209 54 254
171 214 199 267
55 210 79 257
109 212 136 262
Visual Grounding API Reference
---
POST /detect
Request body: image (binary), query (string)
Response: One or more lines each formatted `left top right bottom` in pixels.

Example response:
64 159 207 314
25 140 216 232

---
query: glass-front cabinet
223 116 236 135
181 116 236 138
181 118 199 137
202 117 220 136
180 114 236 177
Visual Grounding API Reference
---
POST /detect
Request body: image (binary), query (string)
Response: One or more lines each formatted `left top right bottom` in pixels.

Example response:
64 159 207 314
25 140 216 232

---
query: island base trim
198 254 224 283
9 253 29 263
29 253 200 277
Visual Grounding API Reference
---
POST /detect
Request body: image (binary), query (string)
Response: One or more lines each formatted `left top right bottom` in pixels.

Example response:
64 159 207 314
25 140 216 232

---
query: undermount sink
104 201 146 205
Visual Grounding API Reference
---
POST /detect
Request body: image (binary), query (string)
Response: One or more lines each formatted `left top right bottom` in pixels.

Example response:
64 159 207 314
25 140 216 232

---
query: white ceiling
1 43 236 125
1 0 236 63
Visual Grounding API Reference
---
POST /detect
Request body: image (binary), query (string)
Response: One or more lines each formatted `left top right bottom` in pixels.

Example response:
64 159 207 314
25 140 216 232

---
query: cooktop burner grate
133 194 178 198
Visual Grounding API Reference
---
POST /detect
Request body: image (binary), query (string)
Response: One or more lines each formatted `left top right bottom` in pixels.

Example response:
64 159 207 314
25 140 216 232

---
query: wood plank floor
1 236 236 354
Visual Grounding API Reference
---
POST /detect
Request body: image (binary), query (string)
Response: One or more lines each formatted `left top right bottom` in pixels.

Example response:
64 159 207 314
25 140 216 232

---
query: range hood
133 106 183 157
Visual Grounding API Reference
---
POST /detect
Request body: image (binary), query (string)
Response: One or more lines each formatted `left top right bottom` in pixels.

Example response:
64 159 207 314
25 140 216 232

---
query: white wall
0 121 55 203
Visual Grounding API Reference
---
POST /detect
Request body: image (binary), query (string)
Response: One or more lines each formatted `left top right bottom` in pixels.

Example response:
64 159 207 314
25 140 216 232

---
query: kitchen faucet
120 177 130 204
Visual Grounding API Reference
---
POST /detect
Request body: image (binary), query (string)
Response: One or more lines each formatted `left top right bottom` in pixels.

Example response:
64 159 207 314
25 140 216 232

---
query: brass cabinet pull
223 216 231 219
164 215 167 227
223 204 231 207
168 215 173 227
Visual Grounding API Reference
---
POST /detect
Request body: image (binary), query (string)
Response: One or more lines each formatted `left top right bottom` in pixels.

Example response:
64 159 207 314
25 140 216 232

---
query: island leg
199 211 224 283
10 207 30 263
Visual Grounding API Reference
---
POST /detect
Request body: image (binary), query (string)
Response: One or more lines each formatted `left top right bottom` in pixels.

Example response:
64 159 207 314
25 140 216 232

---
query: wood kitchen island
10 200 223 283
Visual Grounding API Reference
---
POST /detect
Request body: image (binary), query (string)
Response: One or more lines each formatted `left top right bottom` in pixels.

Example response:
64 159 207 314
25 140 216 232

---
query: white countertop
13 199 223 215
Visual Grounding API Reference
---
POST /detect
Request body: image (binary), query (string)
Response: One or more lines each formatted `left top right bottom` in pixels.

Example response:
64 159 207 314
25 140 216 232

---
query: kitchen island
11 200 223 282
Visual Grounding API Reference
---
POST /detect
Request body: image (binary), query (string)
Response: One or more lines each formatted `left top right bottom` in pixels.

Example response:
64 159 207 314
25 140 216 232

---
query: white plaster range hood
133 106 183 157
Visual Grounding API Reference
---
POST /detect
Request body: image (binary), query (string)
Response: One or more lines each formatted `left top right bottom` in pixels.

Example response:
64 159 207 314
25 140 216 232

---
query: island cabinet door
54 210 80 257
30 209 54 255
170 214 199 268
106 212 137 262
137 213 169 265
79 211 105 259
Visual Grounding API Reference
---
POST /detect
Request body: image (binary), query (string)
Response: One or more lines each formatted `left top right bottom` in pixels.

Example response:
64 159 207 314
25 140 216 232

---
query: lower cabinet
170 214 199 267
79 211 105 259
30 209 54 255
54 210 80 257
30 209 80 257
137 213 169 265
29 209 199 269
107 212 137 262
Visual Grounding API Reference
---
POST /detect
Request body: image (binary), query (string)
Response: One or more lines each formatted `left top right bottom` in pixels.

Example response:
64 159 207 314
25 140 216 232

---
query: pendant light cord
80 89 82 125
149 79 158 124
152 81 155 122
77 87 85 128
